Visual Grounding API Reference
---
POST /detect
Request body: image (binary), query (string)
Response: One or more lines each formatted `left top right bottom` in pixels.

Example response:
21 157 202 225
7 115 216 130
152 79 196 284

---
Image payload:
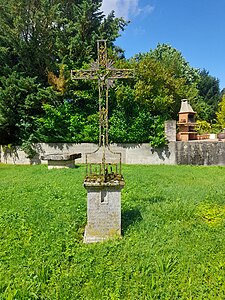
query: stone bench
41 153 81 169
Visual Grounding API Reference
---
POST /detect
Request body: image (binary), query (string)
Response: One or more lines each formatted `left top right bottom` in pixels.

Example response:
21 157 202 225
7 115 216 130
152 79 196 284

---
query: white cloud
136 4 155 16
100 0 154 20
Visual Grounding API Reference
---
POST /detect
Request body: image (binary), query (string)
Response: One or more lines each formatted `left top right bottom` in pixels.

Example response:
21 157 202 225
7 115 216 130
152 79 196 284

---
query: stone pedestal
83 180 124 243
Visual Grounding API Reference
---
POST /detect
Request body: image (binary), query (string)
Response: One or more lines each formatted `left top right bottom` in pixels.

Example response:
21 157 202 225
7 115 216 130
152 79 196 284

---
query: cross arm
71 69 98 80
108 68 134 80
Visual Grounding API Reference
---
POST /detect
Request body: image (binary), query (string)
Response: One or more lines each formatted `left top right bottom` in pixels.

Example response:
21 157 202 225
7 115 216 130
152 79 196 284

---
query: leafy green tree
149 44 200 85
0 71 60 144
2 2 223 147
196 69 220 121
108 81 167 147
221 88 225 97
193 100 214 121
198 69 220 106
33 101 99 143
133 51 199 119
0 0 127 144
0 0 126 79
216 94 225 130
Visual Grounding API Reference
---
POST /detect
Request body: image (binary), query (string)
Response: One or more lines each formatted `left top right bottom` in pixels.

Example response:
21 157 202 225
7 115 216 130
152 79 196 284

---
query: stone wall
1 141 225 166
176 141 225 166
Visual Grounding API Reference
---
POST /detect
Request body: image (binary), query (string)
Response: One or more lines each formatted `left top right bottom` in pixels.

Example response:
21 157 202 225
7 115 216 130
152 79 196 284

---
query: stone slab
40 153 81 169
41 153 81 161
47 159 75 169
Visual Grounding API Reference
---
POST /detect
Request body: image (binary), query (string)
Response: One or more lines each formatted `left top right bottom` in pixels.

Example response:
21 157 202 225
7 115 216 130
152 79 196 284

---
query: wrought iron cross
71 40 133 180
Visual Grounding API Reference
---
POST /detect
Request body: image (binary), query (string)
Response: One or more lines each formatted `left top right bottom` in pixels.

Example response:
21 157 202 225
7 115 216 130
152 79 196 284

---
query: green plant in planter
195 120 211 135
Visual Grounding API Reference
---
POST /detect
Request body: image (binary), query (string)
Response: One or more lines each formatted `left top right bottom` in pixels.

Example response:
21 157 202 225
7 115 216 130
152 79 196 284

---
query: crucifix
71 40 133 243
71 40 133 182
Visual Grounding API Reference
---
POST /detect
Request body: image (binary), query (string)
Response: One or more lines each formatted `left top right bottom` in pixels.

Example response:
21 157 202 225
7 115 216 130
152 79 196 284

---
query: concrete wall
0 142 176 165
0 145 44 165
1 141 225 166
176 141 225 166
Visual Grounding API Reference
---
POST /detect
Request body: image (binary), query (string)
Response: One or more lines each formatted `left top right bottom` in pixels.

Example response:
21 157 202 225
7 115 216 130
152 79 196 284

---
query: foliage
148 116 168 147
0 71 60 144
149 44 200 85
134 56 177 116
0 0 127 144
34 102 99 143
21 140 38 159
196 69 221 121
133 45 199 119
2 164 225 298
109 83 167 147
195 120 211 134
192 99 214 121
0 0 126 79
109 109 150 144
197 69 220 105
0 0 223 145
216 94 225 130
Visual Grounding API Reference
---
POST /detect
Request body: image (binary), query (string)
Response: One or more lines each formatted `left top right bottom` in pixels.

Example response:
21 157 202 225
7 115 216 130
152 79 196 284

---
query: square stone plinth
84 180 124 243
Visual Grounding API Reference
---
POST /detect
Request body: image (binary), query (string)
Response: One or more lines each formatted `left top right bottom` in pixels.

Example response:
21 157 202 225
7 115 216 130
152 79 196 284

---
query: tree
216 94 225 130
0 0 127 80
0 0 127 144
196 69 220 121
149 44 200 85
198 69 220 105
133 46 199 119
0 71 60 144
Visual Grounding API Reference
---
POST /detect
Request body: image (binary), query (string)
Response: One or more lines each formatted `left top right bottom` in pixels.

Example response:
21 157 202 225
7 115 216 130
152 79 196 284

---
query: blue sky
101 0 225 90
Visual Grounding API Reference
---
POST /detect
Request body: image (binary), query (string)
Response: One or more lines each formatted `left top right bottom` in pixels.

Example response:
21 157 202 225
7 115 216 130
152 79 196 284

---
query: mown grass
1 163 225 299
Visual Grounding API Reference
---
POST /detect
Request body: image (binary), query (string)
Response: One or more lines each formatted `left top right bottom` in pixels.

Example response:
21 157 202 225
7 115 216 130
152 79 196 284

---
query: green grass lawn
1 163 225 299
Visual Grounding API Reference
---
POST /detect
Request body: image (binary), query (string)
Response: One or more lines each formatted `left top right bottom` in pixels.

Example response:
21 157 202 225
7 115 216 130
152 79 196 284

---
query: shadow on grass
121 195 166 234
74 165 80 169
121 208 142 235
142 195 166 204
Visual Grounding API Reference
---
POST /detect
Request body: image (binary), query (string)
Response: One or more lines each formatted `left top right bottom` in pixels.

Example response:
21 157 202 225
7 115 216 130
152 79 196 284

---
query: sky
100 0 225 90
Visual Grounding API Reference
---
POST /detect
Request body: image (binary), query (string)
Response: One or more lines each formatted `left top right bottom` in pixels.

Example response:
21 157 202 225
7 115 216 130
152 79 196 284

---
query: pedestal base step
84 226 121 243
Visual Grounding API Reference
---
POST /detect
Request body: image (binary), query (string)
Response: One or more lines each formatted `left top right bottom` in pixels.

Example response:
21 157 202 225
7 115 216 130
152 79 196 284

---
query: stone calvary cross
71 40 133 180
71 40 133 243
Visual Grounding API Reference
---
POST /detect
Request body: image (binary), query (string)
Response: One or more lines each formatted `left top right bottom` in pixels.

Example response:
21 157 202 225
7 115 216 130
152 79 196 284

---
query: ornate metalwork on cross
71 40 133 183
